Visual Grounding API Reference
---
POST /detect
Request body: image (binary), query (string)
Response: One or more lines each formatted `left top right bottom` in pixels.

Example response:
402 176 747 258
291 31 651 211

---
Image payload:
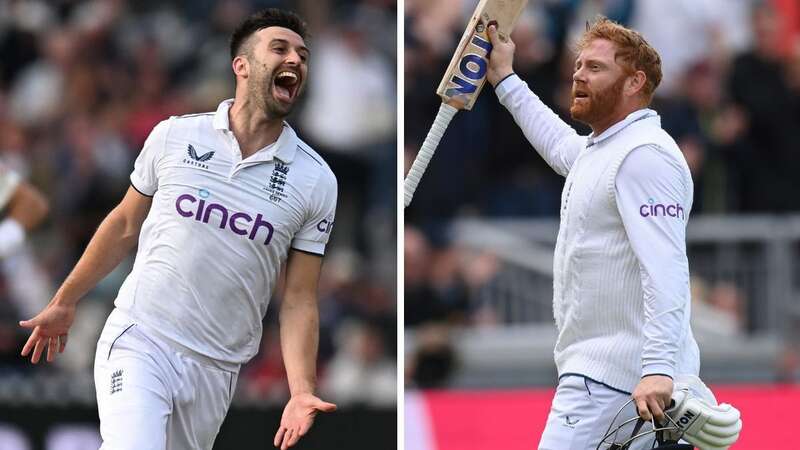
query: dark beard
250 67 296 120
570 75 626 126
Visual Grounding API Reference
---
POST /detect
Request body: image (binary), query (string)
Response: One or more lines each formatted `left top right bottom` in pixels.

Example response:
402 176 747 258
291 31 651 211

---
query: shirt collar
212 99 298 164
586 108 659 147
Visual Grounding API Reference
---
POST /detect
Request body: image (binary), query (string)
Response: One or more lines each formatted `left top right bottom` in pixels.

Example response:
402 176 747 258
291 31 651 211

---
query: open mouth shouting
273 70 301 103
573 89 590 103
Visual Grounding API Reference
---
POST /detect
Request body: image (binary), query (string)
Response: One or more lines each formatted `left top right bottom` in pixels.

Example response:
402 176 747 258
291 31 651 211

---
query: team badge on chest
263 162 290 203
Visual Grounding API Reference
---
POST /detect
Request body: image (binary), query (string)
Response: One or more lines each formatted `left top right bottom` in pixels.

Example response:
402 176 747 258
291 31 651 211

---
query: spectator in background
406 323 457 389
0 163 48 259
300 4 395 265
657 59 749 213
405 225 446 326
728 2 800 212
321 320 395 407
0 162 48 369
690 277 745 338
629 0 736 98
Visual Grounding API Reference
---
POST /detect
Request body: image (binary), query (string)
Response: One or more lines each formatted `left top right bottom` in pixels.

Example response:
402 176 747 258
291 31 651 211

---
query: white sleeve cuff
291 239 325 256
494 73 525 100
130 175 156 197
642 362 675 379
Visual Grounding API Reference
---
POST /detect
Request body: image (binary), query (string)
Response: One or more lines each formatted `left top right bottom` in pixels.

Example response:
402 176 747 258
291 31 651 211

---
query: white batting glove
664 387 742 450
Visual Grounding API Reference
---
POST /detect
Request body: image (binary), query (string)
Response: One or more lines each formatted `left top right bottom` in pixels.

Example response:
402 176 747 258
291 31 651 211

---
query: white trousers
538 375 655 450
94 309 238 450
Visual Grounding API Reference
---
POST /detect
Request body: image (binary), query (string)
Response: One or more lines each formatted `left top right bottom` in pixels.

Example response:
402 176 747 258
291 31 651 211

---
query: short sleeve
291 170 338 256
0 163 21 210
130 119 171 196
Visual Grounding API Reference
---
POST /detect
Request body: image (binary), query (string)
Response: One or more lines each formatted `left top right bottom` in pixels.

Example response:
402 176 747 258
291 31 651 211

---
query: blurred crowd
406 0 800 219
0 0 396 408
405 0 800 386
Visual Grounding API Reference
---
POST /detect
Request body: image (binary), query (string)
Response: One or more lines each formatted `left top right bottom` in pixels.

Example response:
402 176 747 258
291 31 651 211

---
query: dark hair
229 8 308 60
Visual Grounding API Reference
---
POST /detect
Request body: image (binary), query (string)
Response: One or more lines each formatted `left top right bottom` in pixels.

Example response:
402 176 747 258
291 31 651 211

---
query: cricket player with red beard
19 8 337 450
486 18 700 450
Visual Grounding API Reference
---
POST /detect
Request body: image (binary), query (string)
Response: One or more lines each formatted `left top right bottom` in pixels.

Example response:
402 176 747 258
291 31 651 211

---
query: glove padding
663 388 742 450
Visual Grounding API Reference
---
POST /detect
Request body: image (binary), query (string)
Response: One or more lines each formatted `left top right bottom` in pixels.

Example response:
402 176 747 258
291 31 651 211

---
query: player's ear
232 55 249 79
625 70 646 97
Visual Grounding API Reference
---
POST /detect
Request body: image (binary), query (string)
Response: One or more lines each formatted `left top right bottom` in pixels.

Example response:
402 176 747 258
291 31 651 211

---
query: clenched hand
632 374 674 422
486 24 516 87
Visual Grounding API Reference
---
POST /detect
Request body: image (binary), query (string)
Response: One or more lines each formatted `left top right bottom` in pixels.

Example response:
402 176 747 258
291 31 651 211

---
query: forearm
495 74 584 176
279 295 320 396
54 207 140 307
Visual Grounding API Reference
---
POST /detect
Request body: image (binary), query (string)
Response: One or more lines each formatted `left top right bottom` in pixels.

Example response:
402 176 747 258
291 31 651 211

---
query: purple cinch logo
639 198 685 220
175 193 274 244
316 219 333 233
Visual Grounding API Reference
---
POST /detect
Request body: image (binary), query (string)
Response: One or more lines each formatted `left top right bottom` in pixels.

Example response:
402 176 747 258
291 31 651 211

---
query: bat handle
403 103 459 208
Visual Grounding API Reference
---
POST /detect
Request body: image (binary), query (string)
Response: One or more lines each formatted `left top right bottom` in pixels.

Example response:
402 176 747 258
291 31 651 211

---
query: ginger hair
577 17 662 103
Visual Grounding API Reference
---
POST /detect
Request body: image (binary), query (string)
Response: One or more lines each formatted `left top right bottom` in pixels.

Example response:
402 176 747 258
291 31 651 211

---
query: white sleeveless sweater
496 75 700 392
552 114 698 391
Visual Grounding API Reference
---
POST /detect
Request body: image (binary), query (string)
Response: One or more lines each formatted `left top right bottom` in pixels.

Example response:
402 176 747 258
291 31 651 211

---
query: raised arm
486 25 584 176
274 249 336 450
19 186 152 363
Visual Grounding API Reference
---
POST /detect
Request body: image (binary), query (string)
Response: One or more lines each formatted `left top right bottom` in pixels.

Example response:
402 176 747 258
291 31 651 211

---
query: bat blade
404 0 529 208
436 0 528 110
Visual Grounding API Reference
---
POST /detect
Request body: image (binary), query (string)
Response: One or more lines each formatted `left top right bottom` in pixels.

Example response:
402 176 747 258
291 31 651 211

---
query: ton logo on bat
444 23 493 98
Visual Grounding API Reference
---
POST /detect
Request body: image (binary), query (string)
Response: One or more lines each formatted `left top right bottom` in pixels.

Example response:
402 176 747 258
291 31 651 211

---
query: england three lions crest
263 162 290 203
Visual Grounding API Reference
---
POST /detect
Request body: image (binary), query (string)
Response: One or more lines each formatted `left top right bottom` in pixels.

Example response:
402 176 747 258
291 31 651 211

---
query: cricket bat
403 0 528 208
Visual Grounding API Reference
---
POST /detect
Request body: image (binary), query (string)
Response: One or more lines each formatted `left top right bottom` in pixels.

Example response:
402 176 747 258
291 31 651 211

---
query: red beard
570 75 626 126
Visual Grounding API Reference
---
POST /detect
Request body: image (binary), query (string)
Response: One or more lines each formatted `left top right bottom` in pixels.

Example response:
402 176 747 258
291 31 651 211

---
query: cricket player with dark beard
19 9 337 450
486 18 700 450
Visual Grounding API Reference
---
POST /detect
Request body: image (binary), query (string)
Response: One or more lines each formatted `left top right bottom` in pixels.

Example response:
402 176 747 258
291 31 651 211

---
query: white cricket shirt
496 75 699 391
116 99 337 367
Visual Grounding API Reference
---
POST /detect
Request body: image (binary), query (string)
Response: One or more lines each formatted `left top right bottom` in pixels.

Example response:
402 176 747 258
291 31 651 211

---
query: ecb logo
443 25 493 98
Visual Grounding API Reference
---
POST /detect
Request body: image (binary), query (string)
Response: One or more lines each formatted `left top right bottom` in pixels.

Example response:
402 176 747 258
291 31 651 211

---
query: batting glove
663 388 742 450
